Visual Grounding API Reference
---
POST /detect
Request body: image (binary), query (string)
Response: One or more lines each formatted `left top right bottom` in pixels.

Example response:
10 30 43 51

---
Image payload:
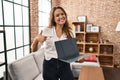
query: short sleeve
42 27 53 37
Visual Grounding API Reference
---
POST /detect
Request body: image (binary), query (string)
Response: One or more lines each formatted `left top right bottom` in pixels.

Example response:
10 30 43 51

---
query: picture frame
77 16 86 22
91 26 100 32
86 23 92 32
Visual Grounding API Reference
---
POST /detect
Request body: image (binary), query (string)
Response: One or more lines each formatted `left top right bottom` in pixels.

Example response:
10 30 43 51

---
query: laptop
55 38 89 63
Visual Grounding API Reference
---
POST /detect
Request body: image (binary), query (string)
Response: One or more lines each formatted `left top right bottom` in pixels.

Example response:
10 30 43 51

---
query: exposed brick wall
52 0 61 7
30 0 38 43
30 0 120 62
52 0 120 63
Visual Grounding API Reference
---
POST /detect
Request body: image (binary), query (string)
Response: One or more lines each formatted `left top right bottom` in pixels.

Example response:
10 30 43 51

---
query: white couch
7 48 44 80
70 58 100 78
7 47 100 79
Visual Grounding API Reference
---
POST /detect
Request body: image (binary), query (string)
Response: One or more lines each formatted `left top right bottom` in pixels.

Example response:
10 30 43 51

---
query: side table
78 66 104 80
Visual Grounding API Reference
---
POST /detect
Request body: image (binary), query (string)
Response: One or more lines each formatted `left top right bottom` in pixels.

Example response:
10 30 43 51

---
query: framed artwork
77 16 86 22
91 26 100 32
86 23 92 32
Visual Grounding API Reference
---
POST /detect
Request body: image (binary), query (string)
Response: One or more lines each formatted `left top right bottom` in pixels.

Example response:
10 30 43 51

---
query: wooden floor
103 67 120 80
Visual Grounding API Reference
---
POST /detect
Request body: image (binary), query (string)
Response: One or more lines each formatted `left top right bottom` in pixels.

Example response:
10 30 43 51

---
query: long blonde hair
49 6 73 38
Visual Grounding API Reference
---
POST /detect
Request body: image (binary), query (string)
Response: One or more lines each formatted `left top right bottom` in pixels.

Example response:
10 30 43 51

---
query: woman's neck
55 25 63 38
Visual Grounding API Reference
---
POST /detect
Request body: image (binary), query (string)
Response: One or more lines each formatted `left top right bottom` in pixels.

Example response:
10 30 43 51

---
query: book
55 38 90 63
84 55 97 62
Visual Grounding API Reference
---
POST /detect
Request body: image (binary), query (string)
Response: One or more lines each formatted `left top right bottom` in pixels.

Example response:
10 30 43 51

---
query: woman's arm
31 37 39 52
31 31 47 52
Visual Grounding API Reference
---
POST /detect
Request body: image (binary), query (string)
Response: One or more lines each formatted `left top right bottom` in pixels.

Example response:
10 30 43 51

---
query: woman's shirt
42 27 67 60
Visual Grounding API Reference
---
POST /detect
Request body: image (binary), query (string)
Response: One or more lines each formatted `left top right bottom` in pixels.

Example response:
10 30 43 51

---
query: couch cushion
33 48 44 73
8 55 39 80
34 73 43 80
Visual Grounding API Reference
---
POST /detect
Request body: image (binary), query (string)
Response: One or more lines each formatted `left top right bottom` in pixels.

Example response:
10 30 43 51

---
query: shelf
77 44 84 53
85 44 99 53
99 56 114 67
86 33 99 43
99 44 114 67
72 22 86 32
72 21 114 67
100 43 114 45
100 65 114 67
99 54 113 56
85 43 99 45
100 44 113 54
86 32 100 34
76 33 85 43
75 31 85 33
77 42 85 44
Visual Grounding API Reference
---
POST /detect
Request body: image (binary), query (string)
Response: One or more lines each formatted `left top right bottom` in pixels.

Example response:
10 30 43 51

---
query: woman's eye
55 13 65 17
56 14 59 17
61 13 64 15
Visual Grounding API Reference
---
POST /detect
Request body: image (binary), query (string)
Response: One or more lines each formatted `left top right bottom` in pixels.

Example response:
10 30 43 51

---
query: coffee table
78 66 104 80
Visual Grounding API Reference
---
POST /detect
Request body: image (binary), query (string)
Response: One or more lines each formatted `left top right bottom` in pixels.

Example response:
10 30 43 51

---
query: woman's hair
49 6 73 38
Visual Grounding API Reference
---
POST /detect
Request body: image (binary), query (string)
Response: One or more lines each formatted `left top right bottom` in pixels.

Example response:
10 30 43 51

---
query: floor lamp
116 21 120 31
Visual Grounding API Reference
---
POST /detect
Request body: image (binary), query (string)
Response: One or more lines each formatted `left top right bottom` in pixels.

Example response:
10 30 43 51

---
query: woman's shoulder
43 27 53 31
42 27 54 36
70 30 75 38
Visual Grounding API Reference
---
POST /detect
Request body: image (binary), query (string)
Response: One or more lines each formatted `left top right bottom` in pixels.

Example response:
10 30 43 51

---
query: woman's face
54 9 66 26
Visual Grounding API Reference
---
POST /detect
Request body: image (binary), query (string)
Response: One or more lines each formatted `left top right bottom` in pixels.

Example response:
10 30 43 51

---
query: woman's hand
35 31 47 43
77 57 85 63
31 31 47 52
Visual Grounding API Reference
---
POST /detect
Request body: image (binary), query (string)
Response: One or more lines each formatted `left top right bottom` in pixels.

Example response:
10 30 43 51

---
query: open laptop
55 38 89 63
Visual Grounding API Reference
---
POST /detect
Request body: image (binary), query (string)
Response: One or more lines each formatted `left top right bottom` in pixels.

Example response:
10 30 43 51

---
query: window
0 0 30 78
38 0 51 32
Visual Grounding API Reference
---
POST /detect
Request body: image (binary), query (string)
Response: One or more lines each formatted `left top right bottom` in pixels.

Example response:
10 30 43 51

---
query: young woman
31 6 84 80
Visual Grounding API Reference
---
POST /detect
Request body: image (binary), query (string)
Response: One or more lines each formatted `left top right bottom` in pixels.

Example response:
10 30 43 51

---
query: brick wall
30 0 38 43
30 0 120 62
53 0 120 63
52 0 61 7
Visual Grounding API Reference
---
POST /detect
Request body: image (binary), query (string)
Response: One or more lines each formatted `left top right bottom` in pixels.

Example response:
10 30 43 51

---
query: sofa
7 48 44 80
7 47 100 80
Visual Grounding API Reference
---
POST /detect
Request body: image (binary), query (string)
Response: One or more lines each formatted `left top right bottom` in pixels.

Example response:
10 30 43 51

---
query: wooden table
78 66 104 80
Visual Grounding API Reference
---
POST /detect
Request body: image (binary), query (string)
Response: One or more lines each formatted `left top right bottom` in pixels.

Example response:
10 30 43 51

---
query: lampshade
116 21 120 31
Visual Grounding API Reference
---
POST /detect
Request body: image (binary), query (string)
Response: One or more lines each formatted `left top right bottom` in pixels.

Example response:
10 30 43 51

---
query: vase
89 47 94 52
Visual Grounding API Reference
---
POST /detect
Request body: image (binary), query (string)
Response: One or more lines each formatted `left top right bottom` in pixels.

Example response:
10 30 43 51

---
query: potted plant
105 39 110 44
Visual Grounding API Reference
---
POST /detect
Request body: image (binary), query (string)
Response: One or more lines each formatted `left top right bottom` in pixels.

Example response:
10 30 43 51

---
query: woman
31 6 84 80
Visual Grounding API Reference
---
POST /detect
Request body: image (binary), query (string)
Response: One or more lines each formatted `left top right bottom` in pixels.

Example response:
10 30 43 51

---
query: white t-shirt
41 27 67 60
